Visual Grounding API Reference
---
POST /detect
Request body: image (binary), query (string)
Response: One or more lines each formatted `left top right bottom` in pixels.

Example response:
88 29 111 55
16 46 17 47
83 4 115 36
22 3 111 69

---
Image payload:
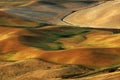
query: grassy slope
0 25 120 68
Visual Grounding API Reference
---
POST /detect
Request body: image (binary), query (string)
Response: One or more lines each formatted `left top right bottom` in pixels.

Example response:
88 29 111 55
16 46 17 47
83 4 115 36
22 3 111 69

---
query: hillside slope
0 0 120 80
64 0 120 29
0 26 120 68
4 0 101 25
0 11 39 27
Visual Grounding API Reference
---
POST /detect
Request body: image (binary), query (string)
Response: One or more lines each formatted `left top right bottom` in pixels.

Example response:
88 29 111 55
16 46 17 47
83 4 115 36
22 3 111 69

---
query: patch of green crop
0 51 17 61
24 41 64 50
21 26 91 50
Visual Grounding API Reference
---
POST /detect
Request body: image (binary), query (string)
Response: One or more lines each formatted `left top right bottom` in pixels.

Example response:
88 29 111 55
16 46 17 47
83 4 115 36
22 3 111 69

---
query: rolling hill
4 0 101 25
0 25 120 68
0 0 33 8
64 0 120 29
0 10 39 27
0 0 120 80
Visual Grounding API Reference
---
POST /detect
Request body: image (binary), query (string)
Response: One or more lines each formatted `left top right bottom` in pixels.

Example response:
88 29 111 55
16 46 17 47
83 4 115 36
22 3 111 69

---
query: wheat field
0 0 32 8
